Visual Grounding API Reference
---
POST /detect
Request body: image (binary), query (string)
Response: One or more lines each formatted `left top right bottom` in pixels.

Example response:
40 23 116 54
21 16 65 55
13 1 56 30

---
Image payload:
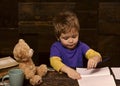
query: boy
50 11 102 79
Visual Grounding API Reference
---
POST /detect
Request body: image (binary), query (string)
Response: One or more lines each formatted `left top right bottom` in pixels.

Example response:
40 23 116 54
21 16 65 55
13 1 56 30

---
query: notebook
76 67 116 86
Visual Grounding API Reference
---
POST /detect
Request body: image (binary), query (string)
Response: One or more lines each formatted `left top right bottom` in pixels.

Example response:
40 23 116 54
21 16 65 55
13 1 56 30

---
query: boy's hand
67 68 81 80
60 65 81 80
87 56 102 69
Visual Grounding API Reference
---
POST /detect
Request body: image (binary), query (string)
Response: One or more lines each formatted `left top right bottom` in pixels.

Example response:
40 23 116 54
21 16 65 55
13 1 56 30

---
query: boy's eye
62 35 77 40
63 37 69 40
72 35 77 38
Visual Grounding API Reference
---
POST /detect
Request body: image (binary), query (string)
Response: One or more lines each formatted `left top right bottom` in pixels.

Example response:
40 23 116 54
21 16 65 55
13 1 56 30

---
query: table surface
1 67 120 86
24 71 78 86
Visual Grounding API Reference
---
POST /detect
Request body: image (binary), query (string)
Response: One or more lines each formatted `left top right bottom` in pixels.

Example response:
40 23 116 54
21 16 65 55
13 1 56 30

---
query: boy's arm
85 49 102 69
50 56 81 79
50 56 64 72
85 49 102 62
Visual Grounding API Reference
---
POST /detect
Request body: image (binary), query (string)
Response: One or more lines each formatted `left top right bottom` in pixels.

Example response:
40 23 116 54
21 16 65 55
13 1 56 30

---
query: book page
111 67 120 80
0 56 18 69
77 75 116 86
76 67 116 86
76 67 110 77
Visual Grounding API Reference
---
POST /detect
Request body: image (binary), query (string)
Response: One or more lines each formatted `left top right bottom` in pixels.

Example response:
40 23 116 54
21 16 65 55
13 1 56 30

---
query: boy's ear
56 36 59 41
56 35 60 41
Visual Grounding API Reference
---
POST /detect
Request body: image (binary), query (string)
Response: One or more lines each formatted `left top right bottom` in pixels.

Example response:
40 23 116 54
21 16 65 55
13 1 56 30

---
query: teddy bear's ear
19 39 25 43
17 39 30 49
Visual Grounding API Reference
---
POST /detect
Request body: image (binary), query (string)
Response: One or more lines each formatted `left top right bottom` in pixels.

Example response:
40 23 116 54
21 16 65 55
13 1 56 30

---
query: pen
98 57 111 65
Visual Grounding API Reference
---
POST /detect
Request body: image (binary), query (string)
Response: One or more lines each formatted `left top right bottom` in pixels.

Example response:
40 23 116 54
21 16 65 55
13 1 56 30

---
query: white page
77 75 116 86
0 56 18 69
76 67 116 86
111 67 120 80
76 67 110 77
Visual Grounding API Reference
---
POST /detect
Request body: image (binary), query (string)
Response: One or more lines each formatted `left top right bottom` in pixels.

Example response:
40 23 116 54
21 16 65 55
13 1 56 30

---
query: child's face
59 28 79 49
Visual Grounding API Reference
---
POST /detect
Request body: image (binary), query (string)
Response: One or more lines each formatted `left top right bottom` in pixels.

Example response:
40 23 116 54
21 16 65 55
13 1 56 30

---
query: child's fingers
87 59 97 69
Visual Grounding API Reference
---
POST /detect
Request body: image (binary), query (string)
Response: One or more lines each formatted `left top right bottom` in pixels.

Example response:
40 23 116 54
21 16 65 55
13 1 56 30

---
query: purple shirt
50 41 90 68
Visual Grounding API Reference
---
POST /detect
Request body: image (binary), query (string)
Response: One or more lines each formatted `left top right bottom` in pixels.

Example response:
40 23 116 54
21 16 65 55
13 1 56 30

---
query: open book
76 67 116 86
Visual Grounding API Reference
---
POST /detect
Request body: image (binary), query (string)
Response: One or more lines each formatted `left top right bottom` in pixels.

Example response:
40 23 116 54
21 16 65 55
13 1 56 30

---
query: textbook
76 67 116 86
0 56 18 69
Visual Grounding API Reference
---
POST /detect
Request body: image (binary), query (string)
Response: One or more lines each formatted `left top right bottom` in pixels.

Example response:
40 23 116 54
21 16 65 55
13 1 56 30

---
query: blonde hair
53 11 80 38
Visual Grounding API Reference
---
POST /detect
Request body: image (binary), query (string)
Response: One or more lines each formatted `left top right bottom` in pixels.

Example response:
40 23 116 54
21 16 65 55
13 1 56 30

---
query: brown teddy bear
13 39 48 86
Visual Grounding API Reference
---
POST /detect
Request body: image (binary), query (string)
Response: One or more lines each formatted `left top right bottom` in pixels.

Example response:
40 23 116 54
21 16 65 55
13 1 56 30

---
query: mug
2 68 24 86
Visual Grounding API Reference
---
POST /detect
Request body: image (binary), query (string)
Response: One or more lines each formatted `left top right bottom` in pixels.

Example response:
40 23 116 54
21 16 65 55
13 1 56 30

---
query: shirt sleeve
50 56 65 72
85 49 102 59
50 43 61 57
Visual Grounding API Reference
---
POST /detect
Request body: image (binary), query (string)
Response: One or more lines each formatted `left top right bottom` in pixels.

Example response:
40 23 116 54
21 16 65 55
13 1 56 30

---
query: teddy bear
13 39 48 86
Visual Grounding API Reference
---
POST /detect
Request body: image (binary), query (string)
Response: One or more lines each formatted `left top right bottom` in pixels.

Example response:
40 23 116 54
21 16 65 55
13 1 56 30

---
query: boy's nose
68 38 73 43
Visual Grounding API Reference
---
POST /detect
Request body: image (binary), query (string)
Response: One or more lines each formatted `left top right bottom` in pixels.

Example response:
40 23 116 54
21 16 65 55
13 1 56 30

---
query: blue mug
2 69 24 86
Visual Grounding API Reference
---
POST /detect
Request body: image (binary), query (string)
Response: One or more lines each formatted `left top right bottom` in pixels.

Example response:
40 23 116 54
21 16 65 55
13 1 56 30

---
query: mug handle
2 75 9 86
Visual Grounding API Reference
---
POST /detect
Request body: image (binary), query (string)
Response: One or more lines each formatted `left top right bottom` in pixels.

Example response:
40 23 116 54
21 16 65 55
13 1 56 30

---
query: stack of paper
0 56 18 69
76 67 116 86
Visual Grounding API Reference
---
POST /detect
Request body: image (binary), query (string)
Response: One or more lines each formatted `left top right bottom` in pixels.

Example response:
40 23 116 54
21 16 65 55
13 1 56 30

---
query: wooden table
1 68 120 86
24 70 120 86
0 68 78 86
24 71 78 86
